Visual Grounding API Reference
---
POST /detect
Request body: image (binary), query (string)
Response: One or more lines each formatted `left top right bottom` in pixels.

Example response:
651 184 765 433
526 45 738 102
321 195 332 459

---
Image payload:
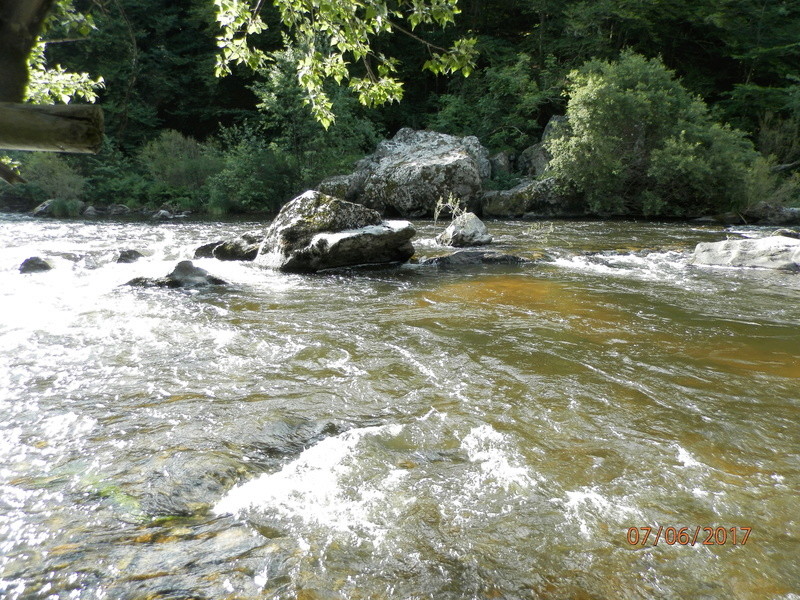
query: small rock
771 228 800 240
19 256 52 273
82 205 99 218
151 209 172 220
435 212 492 247
117 250 144 264
107 204 131 216
31 199 54 217
126 260 227 288
420 250 529 267
194 231 262 261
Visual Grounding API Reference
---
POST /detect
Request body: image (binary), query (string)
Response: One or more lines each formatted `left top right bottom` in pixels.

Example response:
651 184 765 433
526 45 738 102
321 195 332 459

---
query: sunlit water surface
0 214 798 600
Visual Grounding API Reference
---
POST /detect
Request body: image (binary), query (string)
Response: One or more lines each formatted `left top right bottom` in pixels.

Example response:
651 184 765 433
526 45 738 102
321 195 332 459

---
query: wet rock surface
256 190 415 273
420 250 529 267
126 260 227 288
195 231 263 261
116 249 144 263
19 256 53 273
692 235 800 270
435 212 492 247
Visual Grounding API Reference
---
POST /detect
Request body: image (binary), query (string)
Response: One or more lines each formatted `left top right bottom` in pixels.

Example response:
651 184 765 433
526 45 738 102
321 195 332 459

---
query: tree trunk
0 103 103 153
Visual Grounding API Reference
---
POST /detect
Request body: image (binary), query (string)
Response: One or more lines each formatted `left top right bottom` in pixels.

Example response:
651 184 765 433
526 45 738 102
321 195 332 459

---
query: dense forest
3 0 800 217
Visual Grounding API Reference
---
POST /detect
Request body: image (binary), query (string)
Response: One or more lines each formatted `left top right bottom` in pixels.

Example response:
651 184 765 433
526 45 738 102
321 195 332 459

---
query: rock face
195 231 263 261
126 260 227 288
481 177 583 218
516 115 567 177
420 250 529 267
742 202 800 226
691 236 800 270
256 190 416 273
19 256 52 273
319 128 490 217
435 212 492 247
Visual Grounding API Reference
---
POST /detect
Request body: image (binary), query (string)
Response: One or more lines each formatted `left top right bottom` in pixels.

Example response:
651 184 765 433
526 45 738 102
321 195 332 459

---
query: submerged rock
194 231 263 261
435 212 492 247
691 236 800 270
420 250 529 267
126 260 227 288
19 256 52 273
116 249 144 263
319 128 490 217
256 190 415 273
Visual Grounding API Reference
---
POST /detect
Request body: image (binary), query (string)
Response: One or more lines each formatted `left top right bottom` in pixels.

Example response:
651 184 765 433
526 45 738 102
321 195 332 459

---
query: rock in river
19 256 52 273
319 128 490 217
126 260 227 288
691 235 800 270
194 231 263 261
256 190 415 273
420 250 529 267
435 212 492 247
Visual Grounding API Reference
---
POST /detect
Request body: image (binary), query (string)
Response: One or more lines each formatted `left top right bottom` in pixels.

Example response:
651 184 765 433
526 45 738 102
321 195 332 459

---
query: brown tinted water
0 215 798 599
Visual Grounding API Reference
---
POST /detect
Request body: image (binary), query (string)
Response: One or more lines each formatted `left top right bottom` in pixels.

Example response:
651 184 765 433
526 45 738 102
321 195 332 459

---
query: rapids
0 214 798 599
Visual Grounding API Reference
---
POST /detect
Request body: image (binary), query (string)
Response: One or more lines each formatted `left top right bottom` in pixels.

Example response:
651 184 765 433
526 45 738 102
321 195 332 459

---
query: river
0 214 798 599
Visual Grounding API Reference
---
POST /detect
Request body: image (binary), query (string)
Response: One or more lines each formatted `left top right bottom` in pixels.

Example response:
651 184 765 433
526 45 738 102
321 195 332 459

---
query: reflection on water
0 214 798 599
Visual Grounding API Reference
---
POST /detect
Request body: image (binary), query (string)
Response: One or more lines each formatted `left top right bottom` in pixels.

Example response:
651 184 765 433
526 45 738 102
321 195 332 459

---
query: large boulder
195 231 263 261
516 115 568 177
126 260 227 288
481 177 583 218
691 236 800 270
319 128 490 217
255 190 416 273
435 212 492 247
741 202 800 226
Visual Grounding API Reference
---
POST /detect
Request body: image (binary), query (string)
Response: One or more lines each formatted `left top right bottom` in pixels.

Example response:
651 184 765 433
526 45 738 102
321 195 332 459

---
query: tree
547 51 757 216
214 0 477 126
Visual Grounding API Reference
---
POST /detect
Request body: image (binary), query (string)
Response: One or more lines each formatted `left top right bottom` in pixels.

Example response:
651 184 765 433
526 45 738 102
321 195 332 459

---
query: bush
138 130 224 193
20 153 86 203
547 51 758 216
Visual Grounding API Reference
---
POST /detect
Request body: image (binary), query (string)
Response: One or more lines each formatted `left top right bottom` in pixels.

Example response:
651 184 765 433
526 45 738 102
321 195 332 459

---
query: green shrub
138 130 224 192
547 51 758 216
21 153 86 203
744 156 800 208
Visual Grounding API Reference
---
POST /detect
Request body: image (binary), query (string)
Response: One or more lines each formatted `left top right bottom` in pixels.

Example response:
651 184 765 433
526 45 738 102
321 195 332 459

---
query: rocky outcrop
691 236 800 270
319 128 491 217
195 231 262 261
516 115 567 177
255 190 416 273
742 202 800 226
481 177 583 218
435 212 492 247
420 250 529 267
19 256 52 273
126 260 227 288
117 249 144 263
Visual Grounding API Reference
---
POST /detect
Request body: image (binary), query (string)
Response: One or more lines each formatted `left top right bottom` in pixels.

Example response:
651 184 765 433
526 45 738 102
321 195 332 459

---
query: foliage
20 153 86 203
213 0 477 126
25 0 105 104
428 51 563 150
757 112 800 166
207 131 298 215
433 193 466 225
138 130 224 191
547 51 757 216
744 156 800 208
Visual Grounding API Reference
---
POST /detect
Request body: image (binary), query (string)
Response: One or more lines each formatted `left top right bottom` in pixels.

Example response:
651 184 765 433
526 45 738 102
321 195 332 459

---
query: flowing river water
0 213 798 600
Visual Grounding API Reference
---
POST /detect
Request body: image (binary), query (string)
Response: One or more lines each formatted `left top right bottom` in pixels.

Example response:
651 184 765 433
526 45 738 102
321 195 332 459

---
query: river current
0 214 798 599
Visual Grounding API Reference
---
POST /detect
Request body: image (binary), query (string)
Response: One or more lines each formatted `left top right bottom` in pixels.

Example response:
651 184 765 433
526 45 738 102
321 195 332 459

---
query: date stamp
626 526 751 547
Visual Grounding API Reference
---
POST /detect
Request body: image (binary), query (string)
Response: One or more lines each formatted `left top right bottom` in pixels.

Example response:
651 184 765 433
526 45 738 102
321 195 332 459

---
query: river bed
0 214 798 599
